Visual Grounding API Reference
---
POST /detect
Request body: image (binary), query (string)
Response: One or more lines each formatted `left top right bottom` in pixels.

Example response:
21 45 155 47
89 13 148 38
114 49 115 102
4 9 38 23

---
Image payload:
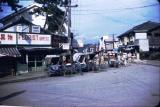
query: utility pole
68 0 72 56
111 34 115 49
60 0 77 64
63 0 77 63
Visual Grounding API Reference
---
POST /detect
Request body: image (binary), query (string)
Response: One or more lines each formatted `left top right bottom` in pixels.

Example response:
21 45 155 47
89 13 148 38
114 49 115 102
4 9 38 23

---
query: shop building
118 21 160 52
0 3 68 75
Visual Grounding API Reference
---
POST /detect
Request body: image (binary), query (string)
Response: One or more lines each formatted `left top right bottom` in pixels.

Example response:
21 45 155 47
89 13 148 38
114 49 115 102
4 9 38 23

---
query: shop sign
0 32 51 45
32 25 40 33
135 33 147 39
59 43 69 50
16 25 23 32
0 32 16 44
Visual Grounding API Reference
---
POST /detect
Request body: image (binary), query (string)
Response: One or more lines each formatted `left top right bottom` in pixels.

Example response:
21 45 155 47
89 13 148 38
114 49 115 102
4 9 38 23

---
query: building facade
0 3 68 75
118 21 160 52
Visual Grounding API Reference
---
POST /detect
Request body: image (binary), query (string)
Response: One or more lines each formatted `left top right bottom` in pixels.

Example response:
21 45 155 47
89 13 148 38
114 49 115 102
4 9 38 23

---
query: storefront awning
21 48 67 55
0 48 21 57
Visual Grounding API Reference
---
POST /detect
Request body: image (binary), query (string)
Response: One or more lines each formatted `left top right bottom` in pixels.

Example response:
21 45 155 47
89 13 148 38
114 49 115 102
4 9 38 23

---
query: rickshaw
107 51 119 68
73 53 88 73
87 52 99 71
45 55 63 76
61 53 76 75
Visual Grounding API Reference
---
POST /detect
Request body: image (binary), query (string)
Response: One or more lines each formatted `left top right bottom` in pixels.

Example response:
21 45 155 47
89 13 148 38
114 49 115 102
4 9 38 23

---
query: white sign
32 25 40 33
16 26 23 32
102 36 109 41
0 32 51 45
139 39 149 52
59 43 69 50
135 33 147 39
99 39 105 51
77 39 84 47
0 32 16 44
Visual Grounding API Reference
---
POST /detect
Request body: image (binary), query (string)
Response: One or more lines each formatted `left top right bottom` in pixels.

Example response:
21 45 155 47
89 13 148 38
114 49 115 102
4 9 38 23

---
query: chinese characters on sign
0 32 51 45
0 33 16 44
0 33 14 40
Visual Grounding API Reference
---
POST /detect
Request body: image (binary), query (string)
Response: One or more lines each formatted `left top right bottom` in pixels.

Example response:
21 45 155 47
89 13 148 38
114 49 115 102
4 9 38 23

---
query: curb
0 75 48 85
133 60 160 67
140 63 160 67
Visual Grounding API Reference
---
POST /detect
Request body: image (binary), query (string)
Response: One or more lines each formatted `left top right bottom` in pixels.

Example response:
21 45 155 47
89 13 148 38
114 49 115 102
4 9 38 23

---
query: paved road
0 64 160 107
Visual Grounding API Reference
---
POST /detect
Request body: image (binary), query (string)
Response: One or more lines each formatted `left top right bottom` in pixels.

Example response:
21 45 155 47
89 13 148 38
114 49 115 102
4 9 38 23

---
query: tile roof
118 21 160 38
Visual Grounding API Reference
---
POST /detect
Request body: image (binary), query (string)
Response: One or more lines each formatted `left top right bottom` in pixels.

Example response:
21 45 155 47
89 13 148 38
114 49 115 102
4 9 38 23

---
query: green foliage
34 0 65 33
140 52 150 59
149 52 160 60
35 0 62 5
140 52 160 60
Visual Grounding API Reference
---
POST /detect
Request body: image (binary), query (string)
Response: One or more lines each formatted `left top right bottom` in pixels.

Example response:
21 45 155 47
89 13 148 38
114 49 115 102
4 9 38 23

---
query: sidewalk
133 59 160 67
0 71 48 85
142 60 160 67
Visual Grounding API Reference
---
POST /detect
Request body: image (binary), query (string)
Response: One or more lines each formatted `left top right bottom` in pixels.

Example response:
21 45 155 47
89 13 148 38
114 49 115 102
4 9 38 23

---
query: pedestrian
11 68 16 76
61 56 67 76
123 53 127 66
77 61 83 75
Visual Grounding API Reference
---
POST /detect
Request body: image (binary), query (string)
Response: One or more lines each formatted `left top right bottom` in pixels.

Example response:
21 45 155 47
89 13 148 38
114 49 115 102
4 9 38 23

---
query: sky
71 0 160 44
0 0 160 44
0 0 34 19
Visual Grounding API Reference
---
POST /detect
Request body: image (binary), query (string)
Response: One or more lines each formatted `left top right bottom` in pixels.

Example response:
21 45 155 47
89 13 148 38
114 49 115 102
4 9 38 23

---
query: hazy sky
0 0 160 44
71 0 160 43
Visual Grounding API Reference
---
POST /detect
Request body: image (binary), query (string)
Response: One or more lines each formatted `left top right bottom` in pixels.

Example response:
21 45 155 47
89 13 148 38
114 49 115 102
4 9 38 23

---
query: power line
72 3 159 12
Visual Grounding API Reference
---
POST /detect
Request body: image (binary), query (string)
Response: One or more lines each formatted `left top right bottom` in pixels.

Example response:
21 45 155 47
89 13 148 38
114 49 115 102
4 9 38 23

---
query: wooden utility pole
61 0 77 64
68 0 72 56
67 0 77 63
112 34 115 49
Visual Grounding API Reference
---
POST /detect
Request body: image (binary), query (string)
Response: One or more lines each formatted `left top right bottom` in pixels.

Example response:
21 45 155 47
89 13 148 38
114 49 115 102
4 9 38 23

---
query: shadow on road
0 90 26 103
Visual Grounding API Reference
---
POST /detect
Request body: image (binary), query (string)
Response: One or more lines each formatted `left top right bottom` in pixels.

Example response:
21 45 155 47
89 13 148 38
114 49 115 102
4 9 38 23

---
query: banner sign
0 32 51 45
135 33 147 39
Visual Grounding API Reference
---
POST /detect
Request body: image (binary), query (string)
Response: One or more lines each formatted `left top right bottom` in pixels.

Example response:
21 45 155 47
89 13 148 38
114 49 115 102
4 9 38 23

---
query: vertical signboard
139 39 149 52
16 26 23 32
32 25 40 33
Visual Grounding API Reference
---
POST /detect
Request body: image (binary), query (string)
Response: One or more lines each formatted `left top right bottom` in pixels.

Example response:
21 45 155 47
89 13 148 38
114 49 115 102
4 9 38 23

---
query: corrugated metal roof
0 47 21 57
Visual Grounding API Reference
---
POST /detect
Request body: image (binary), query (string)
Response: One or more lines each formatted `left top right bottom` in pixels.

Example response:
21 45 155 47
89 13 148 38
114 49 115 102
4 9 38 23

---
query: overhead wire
116 0 159 23
71 3 159 15
71 1 159 23
70 0 159 36
71 0 80 36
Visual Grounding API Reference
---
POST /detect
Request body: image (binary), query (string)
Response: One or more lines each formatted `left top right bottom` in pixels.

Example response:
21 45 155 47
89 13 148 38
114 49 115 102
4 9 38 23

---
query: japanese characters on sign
0 33 16 44
0 32 51 45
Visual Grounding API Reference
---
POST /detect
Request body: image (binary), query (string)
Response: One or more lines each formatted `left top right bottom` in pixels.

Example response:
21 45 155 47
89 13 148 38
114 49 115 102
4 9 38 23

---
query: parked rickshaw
73 53 88 74
61 53 76 75
87 52 100 71
45 55 63 76
107 51 119 68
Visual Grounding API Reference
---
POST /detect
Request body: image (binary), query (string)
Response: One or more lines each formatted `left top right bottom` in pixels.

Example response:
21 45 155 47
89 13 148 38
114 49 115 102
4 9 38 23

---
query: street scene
0 0 160 107
0 64 160 107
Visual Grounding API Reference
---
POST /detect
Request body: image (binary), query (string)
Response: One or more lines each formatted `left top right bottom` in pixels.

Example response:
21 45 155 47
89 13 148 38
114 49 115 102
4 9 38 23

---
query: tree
34 0 68 33
0 0 22 12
